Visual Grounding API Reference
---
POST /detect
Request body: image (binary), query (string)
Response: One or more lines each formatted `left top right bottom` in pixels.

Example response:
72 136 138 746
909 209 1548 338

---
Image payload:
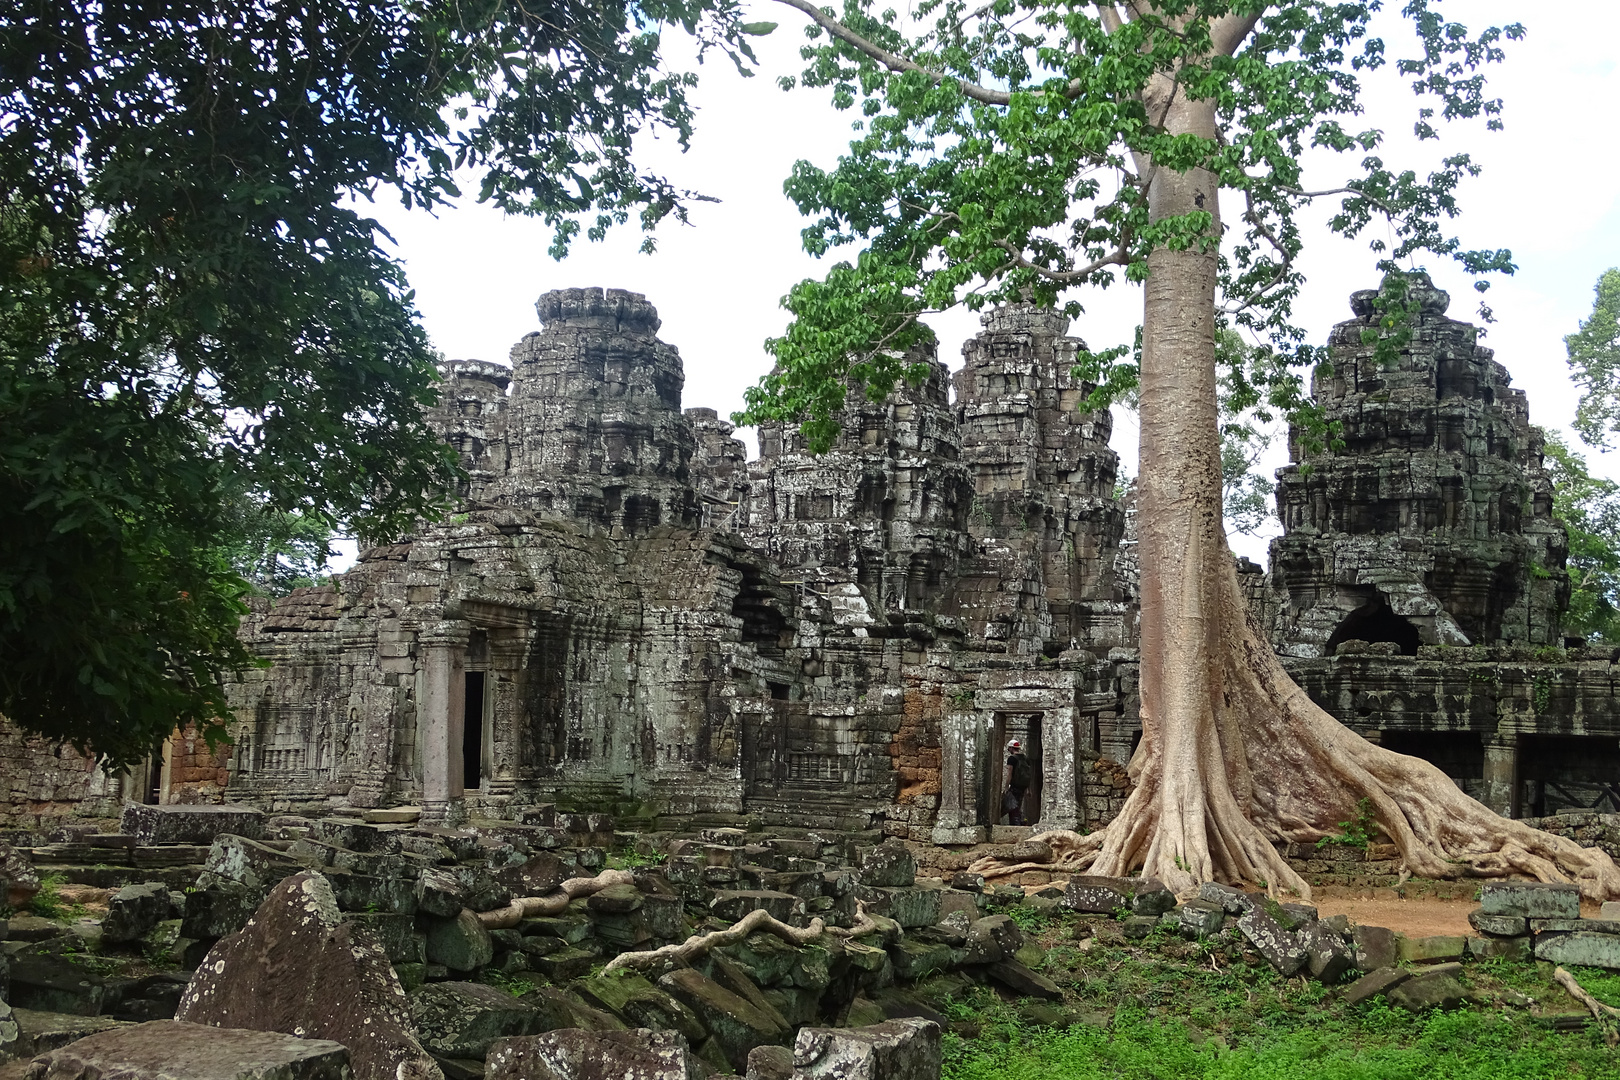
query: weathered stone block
1350 924 1399 971
1387 964 1465 1012
122 805 265 847
709 891 800 924
1130 881 1176 916
791 1018 941 1080
102 883 176 945
1174 901 1225 939
857 845 918 889
1197 882 1256 916
175 871 438 1080
1398 935 1466 964
487 1028 705 1080
1477 881 1579 920
984 960 1061 1001
409 981 544 1059
1299 922 1354 983
1343 967 1410 1006
1467 909 1527 937
1062 876 1132 915
860 887 941 929
888 939 952 982
574 973 706 1044
1467 935 1530 961
423 910 494 972
1534 931 1620 970
658 968 789 1071
22 1020 349 1080
1237 907 1306 976
415 867 466 918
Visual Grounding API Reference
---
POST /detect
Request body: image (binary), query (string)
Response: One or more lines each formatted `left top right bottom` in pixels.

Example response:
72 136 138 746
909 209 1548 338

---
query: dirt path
1312 895 1606 937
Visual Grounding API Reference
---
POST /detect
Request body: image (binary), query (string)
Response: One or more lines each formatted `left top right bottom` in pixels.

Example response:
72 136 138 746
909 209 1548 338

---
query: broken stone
1196 882 1256 916
859 887 941 929
10 1009 131 1059
1386 964 1466 1012
984 960 1062 1001
709 891 800 924
1467 935 1530 962
888 939 952 981
1467 909 1528 937
0 1000 16 1063
23 1020 349 1080
175 870 441 1080
658 968 790 1071
586 882 644 914
1236 906 1307 977
521 988 627 1033
857 845 918 889
1534 931 1620 970
102 883 176 945
1174 901 1225 939
1477 881 1580 920
416 868 468 918
0 842 40 911
409 982 544 1059
746 1043 795 1080
1349 924 1399 971
1298 922 1354 983
1342 967 1411 1006
424 909 495 972
121 805 266 847
792 1018 941 1080
347 911 424 966
1130 881 1176 916
7 955 109 1017
574 972 707 1044
1397 935 1466 964
182 875 266 941
487 1028 706 1080
1062 876 1132 915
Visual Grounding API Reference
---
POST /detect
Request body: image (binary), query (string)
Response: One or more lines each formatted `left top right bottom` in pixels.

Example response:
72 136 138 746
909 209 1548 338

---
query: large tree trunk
1054 89 1620 901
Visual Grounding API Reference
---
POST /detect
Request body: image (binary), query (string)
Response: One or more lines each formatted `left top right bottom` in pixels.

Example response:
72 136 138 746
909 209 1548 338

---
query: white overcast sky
357 1 1620 567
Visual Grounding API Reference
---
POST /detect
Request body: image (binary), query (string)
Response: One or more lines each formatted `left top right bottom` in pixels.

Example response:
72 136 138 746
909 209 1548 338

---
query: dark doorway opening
1520 734 1620 817
990 713 1043 827
144 752 163 804
1327 599 1422 656
1379 729 1484 781
463 671 486 792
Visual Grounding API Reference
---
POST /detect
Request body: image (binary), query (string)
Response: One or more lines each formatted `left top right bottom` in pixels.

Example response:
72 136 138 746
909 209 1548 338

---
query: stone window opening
1326 598 1421 656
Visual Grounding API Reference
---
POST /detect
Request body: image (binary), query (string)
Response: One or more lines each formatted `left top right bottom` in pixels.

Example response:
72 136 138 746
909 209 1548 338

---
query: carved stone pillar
932 709 989 844
419 621 471 826
1040 708 1080 831
1481 734 1519 818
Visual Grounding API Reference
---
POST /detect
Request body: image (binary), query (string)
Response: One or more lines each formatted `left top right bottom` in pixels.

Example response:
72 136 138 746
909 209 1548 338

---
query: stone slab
121 805 265 847
22 1020 348 1080
791 1018 941 1080
1533 931 1620 970
1476 881 1579 920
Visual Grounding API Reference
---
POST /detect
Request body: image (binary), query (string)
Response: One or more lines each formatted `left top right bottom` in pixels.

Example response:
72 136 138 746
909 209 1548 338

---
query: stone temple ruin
4 279 1619 832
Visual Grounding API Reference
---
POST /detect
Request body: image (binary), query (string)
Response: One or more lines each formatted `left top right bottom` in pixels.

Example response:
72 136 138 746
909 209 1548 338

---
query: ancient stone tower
1267 273 1570 656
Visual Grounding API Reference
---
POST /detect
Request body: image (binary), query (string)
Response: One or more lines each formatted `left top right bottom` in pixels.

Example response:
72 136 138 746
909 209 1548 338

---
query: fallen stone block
1299 922 1354 983
176 870 440 1080
1530 918 1620 935
0 1001 15 1063
1350 924 1398 971
201 835 310 893
1062 876 1132 915
1467 935 1530 962
1467 909 1528 937
122 805 266 847
521 988 627 1033
1197 883 1256 915
1 840 40 910
1387 964 1465 1012
415 868 467 919
792 1018 941 1080
423 909 495 972
1175 900 1225 939
102 883 177 945
346 911 424 966
984 960 1062 1001
1130 881 1176 916
7 956 109 1017
1477 881 1580 920
659 968 790 1071
23 1020 348 1080
182 875 266 941
409 982 544 1059
1397 935 1466 964
487 1028 705 1080
1237 906 1307 976
746 1043 794 1080
1342 967 1410 1006
573 973 707 1044
888 939 952 982
1534 931 1620 970
715 933 803 988
529 947 596 983
857 845 918 889
710 891 802 925
859 887 941 929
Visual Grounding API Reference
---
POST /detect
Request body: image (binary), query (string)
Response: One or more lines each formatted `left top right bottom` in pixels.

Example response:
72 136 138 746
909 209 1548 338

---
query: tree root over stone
1554 966 1620 1046
967 563 1620 903
477 869 635 929
601 903 881 977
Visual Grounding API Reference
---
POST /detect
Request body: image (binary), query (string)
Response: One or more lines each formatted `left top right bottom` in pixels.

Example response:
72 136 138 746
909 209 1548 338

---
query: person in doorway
1004 739 1033 825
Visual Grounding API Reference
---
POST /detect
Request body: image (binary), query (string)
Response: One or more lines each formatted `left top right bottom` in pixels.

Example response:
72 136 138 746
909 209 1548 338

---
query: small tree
1567 268 1620 450
738 1 1619 896
1545 433 1620 643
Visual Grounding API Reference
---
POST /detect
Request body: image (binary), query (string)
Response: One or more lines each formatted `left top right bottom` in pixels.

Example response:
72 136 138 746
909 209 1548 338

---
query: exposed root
1554 966 1620 1046
602 902 880 977
477 869 635 929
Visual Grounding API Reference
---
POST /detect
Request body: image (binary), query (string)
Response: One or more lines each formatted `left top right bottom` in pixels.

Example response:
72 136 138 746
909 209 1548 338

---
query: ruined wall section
1267 274 1570 657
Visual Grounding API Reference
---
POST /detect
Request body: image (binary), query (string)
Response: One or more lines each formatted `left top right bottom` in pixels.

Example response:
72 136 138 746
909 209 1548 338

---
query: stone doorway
463 670 487 792
990 712 1043 826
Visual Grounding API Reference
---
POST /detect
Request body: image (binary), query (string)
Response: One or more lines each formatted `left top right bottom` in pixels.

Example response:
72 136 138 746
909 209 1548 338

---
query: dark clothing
1005 751 1031 825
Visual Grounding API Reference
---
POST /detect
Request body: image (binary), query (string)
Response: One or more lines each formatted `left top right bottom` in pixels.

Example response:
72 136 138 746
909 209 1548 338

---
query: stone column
1039 708 1080 831
419 622 471 826
931 710 988 845
1481 734 1519 818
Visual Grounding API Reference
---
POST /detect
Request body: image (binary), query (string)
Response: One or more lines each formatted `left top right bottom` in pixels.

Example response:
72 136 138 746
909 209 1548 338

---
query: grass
932 918 1620 1080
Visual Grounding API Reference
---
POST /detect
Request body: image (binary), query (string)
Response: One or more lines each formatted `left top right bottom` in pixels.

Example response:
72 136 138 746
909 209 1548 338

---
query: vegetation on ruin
1545 435 1620 643
0 0 761 763
931 918 1620 1080
730 1 1620 898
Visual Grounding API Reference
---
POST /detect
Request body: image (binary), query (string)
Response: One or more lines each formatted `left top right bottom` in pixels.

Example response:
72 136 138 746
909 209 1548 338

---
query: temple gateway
5 280 1617 831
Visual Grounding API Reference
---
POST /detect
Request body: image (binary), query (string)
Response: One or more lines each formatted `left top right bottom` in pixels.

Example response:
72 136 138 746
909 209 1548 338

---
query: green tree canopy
1546 434 1620 644
1 0 753 764
1567 267 1620 449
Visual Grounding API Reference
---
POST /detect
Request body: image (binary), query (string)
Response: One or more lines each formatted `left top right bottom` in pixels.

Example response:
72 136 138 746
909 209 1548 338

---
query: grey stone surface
1350 924 1399 971
792 1018 941 1080
121 805 265 846
1299 922 1354 983
487 1029 705 1080
1174 901 1225 939
1478 882 1580 920
1237 907 1307 977
658 968 789 1071
409 982 544 1059
424 910 495 972
176 870 441 1080
1533 931 1620 970
1343 967 1411 1006
1468 910 1528 937
101 883 175 945
857 846 917 890
1387 964 1466 1012
21 1020 348 1080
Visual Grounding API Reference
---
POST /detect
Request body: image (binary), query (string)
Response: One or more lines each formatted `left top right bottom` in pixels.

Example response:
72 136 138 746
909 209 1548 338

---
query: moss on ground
937 912 1620 1079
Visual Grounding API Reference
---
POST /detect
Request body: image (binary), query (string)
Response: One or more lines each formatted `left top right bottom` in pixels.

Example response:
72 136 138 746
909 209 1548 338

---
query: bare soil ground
1312 894 1607 937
